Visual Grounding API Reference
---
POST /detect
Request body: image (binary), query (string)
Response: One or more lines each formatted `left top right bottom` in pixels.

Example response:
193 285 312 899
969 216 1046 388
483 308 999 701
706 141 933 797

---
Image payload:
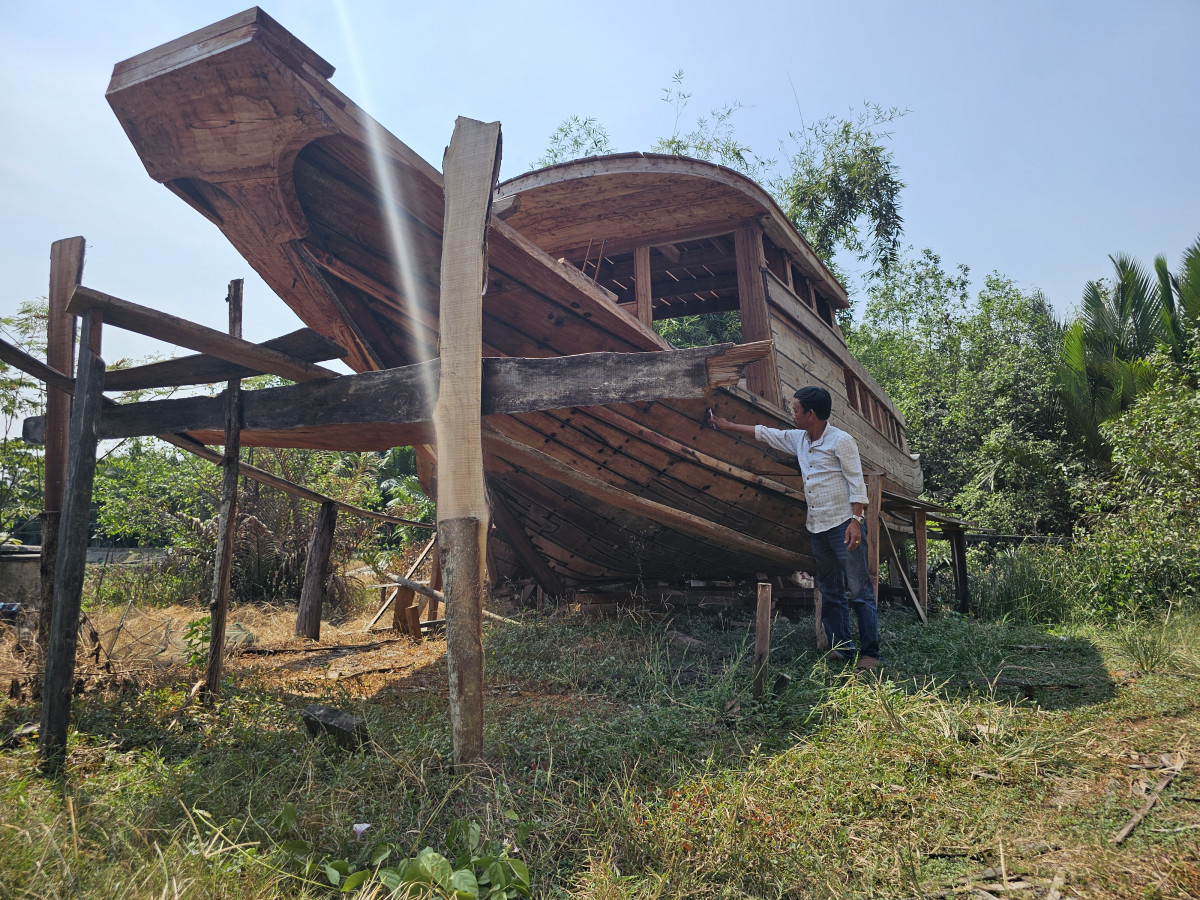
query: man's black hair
793 386 832 420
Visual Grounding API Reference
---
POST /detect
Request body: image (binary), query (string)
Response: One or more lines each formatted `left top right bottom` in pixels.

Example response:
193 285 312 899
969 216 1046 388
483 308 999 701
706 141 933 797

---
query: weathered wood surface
436 117 501 768
23 343 768 445
753 582 772 700
487 480 564 597
203 280 244 703
39 237 84 649
734 227 782 407
67 286 340 383
296 500 338 640
914 511 929 613
103 327 347 391
38 313 104 772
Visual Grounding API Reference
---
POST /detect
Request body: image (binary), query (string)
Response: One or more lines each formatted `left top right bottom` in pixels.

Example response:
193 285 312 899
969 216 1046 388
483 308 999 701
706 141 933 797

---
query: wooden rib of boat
103 7 924 585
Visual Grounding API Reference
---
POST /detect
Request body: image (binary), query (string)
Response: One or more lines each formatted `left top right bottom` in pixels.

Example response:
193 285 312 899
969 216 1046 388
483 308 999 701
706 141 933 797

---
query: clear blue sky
3 0 1198 363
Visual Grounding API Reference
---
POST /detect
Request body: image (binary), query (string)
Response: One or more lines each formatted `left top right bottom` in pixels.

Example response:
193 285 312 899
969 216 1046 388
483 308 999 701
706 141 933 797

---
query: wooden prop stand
914 511 928 614
203 280 244 703
38 310 104 772
949 525 970 614
391 585 416 633
296 500 338 640
39 237 84 648
435 117 502 769
752 582 772 699
866 473 882 601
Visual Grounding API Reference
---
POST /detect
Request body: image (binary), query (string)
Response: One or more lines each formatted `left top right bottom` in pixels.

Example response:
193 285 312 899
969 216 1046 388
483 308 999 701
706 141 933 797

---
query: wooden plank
914 511 928 615
66 286 340 383
0 337 75 396
753 582 772 700
296 501 338 640
40 237 84 649
634 245 652 325
436 117 502 769
392 586 415 633
203 280 244 703
883 525 927 624
405 602 422 644
482 429 806 568
488 480 564 596
102 328 348 391
735 227 782 407
867 473 882 601
26 343 771 443
38 311 104 773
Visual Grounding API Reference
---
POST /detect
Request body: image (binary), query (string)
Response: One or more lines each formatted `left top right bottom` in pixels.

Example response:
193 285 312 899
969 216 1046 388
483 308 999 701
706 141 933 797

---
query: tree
848 250 1074 533
0 300 48 545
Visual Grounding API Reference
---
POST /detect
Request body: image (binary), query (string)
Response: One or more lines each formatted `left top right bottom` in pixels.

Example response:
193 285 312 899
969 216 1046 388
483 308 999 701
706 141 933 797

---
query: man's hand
845 518 863 550
708 410 757 437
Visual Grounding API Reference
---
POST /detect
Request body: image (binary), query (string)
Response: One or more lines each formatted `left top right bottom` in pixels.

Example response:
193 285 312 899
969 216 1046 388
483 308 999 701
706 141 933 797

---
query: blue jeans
811 519 880 659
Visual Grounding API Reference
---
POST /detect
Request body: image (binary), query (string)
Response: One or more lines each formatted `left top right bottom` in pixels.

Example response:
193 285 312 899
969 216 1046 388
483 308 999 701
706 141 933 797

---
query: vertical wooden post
38 309 104 772
392 585 415 633
752 582 772 699
734 226 782 407
949 527 970 614
634 245 653 326
914 511 928 615
435 117 502 769
295 501 338 640
866 473 882 601
405 602 423 643
202 280 243 703
812 584 827 651
39 237 84 649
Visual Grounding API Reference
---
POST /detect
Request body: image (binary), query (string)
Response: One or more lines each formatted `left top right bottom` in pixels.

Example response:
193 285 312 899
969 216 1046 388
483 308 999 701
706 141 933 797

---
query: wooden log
866 473 882 601
66 286 340 383
22 343 770 443
38 311 104 773
296 501 338 640
753 582 772 699
202 280 244 703
391 586 415 633
102 328 347 391
914 511 928 615
40 237 84 649
634 245 652 325
487 481 564 596
482 429 807 569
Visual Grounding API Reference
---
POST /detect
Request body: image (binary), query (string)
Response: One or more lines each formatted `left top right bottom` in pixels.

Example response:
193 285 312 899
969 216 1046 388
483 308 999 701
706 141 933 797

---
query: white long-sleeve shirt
755 423 869 534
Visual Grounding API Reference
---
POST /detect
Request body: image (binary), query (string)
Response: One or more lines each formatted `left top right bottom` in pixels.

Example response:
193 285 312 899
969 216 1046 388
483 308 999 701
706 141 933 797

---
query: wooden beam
752 582 772 700
487 480 564 596
40 237 84 650
867 473 882 601
202 280 244 703
734 227 782 407
634 245 653 326
66 285 340 383
0 338 74 398
296 500 338 640
914 511 928 615
26 342 771 443
482 429 806 568
436 117 502 769
38 310 104 773
654 242 681 263
102 328 347 391
949 526 970 614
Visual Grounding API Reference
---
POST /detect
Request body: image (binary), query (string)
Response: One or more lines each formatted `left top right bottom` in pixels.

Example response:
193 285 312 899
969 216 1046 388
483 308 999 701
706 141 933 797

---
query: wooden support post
883 526 927 624
634 245 653 326
734 226 782 407
435 117 502 770
295 501 338 640
405 602 422 643
753 582 772 699
38 309 104 772
866 473 882 601
392 586 415 633
949 526 970 614
203 280 243 703
812 584 827 651
39 237 84 649
914 511 928 615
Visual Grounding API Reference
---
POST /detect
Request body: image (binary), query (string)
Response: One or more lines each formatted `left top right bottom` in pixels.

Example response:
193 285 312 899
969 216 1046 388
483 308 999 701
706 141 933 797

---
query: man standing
710 385 881 669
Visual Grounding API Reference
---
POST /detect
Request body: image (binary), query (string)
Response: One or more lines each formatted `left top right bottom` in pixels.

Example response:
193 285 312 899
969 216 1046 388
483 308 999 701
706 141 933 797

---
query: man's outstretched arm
708 412 757 438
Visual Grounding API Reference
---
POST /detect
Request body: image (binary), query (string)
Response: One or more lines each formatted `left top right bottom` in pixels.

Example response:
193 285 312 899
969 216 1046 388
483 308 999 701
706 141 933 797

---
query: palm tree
1156 235 1200 371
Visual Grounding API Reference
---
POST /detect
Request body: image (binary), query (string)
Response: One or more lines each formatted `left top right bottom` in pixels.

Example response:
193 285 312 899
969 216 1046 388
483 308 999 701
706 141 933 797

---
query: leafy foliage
653 311 742 349
848 250 1074 533
0 300 49 544
535 116 614 168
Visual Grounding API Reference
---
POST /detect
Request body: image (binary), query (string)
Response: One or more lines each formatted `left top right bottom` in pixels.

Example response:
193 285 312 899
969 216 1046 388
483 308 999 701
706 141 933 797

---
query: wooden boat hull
105 8 923 585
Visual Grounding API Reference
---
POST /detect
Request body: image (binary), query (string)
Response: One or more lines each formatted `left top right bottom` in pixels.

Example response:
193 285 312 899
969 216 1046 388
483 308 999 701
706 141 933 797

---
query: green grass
2 608 1199 899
